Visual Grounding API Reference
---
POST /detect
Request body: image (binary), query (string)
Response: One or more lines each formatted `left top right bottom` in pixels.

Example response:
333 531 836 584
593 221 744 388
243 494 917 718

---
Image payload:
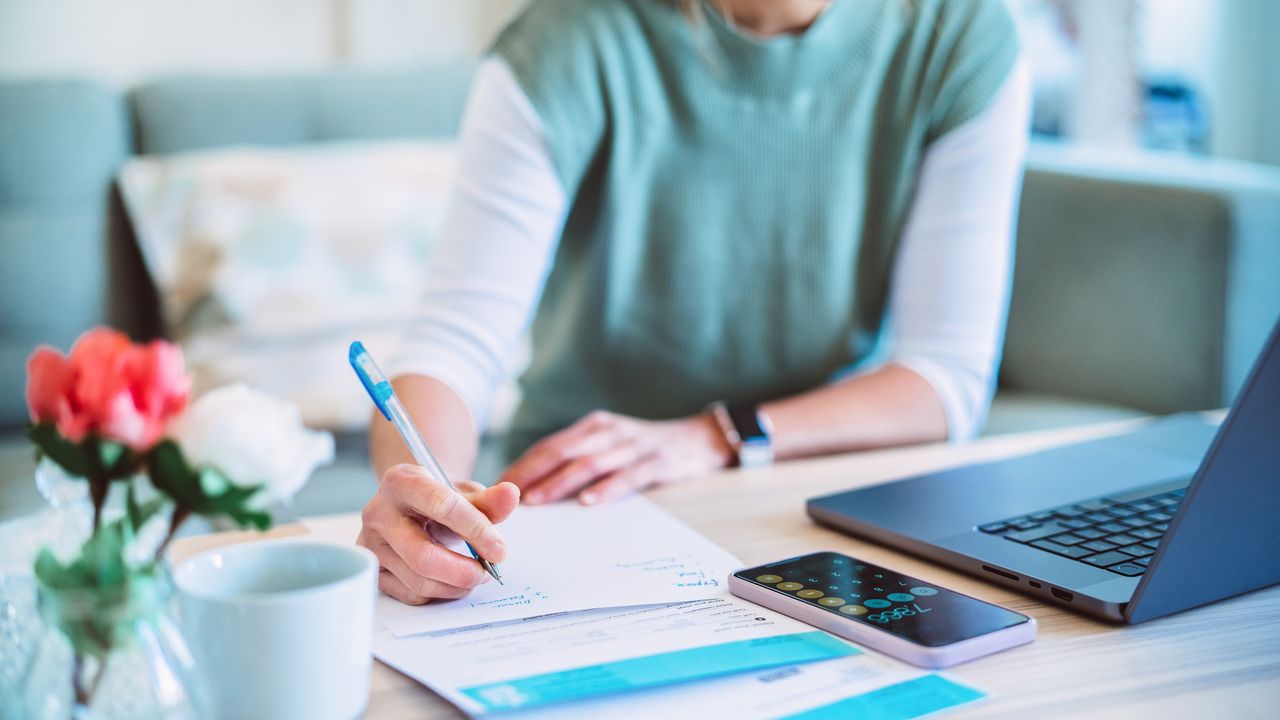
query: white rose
173 384 334 503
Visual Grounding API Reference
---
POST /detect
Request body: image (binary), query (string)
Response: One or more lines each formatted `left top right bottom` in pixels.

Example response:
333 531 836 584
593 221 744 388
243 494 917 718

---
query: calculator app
736 552 1028 647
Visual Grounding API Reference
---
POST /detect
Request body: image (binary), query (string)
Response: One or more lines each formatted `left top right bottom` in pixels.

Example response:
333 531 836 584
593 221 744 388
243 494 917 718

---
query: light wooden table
171 419 1280 719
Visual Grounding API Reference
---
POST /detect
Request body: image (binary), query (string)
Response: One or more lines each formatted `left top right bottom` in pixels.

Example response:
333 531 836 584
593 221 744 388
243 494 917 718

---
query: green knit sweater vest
492 0 1018 456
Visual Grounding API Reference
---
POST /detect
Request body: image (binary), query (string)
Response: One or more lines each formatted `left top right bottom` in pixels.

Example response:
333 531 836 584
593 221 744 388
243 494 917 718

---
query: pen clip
349 341 394 421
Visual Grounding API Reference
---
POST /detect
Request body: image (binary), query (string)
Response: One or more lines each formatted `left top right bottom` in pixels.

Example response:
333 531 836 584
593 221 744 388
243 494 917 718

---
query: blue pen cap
349 341 395 420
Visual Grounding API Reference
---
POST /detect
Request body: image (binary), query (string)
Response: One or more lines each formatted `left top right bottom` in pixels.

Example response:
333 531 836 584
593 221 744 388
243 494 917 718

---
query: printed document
373 597 858 715
372 596 985 718
304 495 742 635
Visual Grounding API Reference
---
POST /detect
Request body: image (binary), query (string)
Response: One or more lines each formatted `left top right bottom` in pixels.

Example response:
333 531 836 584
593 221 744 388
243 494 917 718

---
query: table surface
170 418 1280 719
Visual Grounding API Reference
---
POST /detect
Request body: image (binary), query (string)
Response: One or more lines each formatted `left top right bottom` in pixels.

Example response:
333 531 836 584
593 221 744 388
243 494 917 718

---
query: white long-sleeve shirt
389 55 1031 441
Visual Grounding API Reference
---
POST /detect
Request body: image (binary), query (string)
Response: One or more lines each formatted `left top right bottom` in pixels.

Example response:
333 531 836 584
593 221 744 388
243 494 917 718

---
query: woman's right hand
357 464 520 605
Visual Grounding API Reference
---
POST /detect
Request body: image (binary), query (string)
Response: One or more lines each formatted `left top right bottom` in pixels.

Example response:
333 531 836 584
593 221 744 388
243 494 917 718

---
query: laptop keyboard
977 481 1187 577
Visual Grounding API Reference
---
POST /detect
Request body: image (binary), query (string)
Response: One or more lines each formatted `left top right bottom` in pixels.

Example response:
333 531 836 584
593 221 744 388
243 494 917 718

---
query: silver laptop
807 317 1280 623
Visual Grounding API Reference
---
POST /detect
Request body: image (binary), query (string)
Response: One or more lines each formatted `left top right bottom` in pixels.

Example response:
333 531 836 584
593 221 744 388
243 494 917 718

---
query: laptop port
982 565 1019 582
1029 581 1042 589
1051 588 1074 602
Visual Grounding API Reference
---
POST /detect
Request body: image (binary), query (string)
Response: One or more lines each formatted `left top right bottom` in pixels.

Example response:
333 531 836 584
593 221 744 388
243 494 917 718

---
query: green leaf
125 481 167 535
34 548 87 591
148 440 274 531
96 440 138 477
25 423 141 482
27 422 94 478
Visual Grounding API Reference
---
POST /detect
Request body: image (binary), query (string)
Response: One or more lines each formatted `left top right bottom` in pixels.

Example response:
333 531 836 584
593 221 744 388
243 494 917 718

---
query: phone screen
735 552 1029 647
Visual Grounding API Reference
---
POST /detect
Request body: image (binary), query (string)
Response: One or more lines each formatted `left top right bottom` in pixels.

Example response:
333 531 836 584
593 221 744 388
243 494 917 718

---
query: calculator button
797 589 824 599
886 593 914 603
839 605 868 615
776 582 804 591
818 597 847 607
755 575 783 584
863 599 891 609
909 587 938 596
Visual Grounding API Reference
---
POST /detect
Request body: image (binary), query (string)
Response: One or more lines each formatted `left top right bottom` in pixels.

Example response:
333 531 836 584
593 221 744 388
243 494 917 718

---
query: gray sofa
2 67 1278 479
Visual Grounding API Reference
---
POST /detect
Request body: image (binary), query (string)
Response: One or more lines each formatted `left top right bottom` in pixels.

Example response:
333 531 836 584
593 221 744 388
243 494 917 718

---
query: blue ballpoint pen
349 341 503 585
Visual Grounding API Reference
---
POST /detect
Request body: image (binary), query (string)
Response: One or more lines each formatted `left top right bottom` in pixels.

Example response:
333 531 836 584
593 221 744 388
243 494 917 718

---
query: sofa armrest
1001 143 1280 413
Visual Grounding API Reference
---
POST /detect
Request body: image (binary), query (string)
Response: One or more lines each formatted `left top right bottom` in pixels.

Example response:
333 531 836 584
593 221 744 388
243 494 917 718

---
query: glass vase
20 570 206 720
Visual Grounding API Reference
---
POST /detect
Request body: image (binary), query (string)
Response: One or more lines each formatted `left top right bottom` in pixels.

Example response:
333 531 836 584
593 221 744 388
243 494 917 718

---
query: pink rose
25 328 191 451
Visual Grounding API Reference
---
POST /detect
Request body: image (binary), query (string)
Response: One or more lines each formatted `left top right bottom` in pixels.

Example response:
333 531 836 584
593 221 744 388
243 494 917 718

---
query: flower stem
89 477 108 532
156 505 191 562
72 652 95 708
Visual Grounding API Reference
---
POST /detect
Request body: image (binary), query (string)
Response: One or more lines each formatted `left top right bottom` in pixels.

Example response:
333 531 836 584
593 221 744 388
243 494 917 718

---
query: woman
359 0 1030 604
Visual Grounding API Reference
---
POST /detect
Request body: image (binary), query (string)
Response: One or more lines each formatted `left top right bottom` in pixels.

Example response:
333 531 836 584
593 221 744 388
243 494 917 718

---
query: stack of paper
305 497 986 718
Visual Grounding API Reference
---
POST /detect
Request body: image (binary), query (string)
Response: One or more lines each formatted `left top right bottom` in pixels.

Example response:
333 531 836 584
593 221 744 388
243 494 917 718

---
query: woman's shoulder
894 0 1020 141
492 0 663 55
903 0 1017 46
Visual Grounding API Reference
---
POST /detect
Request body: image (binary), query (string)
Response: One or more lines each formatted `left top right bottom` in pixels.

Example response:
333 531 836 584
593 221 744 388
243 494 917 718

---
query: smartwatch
711 401 774 469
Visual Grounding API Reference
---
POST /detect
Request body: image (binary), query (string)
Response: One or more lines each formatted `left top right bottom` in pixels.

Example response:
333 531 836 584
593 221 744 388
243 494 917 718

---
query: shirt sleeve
887 57 1032 441
386 57 568 430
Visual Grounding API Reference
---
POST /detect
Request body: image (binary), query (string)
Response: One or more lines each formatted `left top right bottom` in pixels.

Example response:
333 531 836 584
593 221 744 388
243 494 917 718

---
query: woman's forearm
369 374 481 483
762 363 948 461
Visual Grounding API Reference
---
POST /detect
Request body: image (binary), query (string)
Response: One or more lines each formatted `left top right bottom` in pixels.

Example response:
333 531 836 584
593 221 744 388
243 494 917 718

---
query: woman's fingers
523 439 646 504
499 411 629 490
579 457 661 505
383 465 507 562
465 482 522 524
377 569 427 605
366 535 472 602
370 506 490 589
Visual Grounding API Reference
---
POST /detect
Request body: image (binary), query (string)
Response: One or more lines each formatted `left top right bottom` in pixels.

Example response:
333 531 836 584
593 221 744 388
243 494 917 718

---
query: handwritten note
304 495 742 636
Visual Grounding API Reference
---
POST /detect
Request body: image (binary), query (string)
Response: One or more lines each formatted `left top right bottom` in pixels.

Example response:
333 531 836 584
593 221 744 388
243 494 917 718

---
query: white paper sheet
371 596 983 719
302 495 743 635
371 597 857 716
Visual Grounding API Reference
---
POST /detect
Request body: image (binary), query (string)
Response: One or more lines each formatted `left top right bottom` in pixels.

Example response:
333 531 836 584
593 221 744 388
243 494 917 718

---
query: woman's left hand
498 410 734 505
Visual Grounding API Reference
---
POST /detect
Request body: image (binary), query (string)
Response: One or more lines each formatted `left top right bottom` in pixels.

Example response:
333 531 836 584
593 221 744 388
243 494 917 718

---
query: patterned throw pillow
119 141 469 430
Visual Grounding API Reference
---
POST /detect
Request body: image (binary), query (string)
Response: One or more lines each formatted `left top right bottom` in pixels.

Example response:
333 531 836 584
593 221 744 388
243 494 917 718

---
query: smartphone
729 551 1035 668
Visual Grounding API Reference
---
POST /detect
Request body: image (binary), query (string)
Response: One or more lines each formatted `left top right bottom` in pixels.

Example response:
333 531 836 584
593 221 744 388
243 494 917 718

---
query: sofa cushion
984 390 1149 437
132 66 472 155
0 80 130 427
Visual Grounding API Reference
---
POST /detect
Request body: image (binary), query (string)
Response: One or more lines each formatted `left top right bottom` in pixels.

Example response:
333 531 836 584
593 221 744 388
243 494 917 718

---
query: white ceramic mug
174 540 377 720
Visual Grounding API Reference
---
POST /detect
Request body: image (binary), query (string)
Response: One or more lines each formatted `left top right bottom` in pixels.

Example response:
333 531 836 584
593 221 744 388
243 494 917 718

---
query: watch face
727 403 767 441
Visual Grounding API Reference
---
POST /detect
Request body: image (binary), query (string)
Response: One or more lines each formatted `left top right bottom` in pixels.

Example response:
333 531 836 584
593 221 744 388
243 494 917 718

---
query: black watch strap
712 401 774 468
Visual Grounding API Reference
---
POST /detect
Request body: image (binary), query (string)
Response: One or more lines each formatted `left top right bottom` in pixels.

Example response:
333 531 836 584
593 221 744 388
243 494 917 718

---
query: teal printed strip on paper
461 631 857 711
783 674 985 720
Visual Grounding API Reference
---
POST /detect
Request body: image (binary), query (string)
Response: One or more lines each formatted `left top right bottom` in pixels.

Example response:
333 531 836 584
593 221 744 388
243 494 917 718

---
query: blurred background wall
0 0 1276 167
0 0 522 85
